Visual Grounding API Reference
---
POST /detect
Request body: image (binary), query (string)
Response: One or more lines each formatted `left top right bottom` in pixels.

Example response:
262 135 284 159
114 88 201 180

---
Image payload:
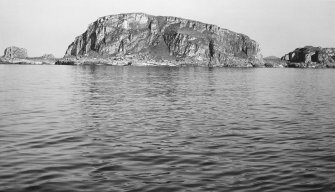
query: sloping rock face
3 46 28 58
281 46 335 68
65 13 263 67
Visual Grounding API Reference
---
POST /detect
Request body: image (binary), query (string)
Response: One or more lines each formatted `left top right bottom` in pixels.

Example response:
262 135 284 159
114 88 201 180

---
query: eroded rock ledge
61 13 264 67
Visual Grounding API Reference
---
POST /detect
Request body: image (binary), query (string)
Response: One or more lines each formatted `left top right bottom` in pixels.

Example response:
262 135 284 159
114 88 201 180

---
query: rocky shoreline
2 48 335 68
0 57 57 65
2 54 335 68
55 55 260 67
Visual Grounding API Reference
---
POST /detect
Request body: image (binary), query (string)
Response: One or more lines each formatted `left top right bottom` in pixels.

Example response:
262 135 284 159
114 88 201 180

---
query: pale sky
0 0 334 57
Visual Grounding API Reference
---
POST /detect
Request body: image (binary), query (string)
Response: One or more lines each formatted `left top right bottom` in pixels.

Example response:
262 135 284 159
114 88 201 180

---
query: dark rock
3 46 28 58
55 59 75 65
64 13 263 67
282 46 335 68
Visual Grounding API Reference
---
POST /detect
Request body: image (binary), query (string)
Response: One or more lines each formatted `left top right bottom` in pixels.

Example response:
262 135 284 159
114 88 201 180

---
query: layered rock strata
63 13 263 67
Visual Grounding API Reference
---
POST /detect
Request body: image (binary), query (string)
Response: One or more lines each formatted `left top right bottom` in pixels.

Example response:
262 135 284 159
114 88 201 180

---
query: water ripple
1 65 335 191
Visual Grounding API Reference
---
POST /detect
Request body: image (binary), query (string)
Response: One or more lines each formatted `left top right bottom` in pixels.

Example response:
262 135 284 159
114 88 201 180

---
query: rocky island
281 46 335 68
57 13 264 67
0 46 57 65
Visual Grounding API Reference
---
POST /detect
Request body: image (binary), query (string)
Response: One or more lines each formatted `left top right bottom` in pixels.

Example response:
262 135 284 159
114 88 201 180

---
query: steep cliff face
65 13 263 67
281 46 335 67
3 46 28 58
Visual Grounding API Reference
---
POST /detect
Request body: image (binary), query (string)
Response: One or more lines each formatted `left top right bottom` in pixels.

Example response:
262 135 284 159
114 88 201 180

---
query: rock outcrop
64 13 263 67
0 47 56 65
3 46 28 58
281 46 335 68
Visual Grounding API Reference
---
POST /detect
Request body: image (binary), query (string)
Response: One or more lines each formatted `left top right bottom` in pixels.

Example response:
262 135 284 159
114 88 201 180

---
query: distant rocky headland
1 13 334 68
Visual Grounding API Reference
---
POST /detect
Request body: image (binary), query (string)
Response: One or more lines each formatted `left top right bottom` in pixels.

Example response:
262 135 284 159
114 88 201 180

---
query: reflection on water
1 64 335 192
